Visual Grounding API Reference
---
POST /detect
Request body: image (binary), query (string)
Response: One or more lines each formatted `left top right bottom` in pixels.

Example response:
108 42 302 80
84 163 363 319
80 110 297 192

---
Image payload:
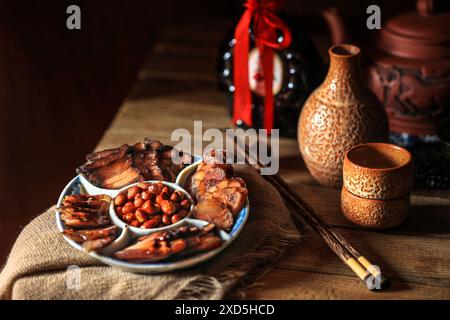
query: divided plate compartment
55 158 250 273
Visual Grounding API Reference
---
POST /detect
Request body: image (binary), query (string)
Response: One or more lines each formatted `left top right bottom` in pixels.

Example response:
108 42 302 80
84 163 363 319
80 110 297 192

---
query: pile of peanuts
114 182 191 229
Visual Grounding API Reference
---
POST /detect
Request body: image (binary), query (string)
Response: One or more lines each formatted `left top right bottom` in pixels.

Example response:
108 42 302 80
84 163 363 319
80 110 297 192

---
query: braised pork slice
81 144 130 171
193 198 234 231
114 237 184 262
60 211 110 228
144 138 163 151
132 150 164 180
63 226 118 242
190 163 234 200
81 236 117 252
77 139 192 189
62 194 110 210
59 194 111 228
190 156 248 232
63 226 119 252
114 223 222 263
206 187 248 215
81 155 142 189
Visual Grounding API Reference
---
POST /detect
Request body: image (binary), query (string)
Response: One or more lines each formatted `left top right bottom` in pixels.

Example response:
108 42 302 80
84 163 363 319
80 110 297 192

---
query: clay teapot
366 0 450 140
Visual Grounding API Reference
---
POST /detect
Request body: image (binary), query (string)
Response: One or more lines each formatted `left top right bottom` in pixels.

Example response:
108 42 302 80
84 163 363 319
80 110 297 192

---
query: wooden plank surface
95 24 450 299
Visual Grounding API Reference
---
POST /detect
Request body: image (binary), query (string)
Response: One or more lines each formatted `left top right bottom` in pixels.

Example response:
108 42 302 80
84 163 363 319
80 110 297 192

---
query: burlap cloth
0 165 300 300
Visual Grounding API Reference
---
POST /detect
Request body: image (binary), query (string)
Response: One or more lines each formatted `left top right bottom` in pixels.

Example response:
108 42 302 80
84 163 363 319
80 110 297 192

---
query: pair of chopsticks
226 130 390 291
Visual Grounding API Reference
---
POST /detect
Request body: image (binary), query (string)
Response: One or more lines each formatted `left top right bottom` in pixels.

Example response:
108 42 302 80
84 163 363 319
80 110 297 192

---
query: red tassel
233 0 292 132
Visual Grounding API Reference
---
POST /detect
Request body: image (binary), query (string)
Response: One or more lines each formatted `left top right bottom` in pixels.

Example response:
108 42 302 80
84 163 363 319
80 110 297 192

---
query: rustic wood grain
245 268 450 299
278 227 450 287
289 184 450 239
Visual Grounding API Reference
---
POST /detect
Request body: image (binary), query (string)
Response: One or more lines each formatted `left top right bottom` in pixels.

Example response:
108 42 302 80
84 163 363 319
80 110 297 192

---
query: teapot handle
321 7 350 45
417 0 450 16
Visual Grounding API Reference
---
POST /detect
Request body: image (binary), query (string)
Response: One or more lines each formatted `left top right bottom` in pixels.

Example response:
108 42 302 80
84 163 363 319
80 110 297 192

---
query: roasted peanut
127 186 141 200
162 214 171 225
135 209 148 223
147 184 160 195
175 190 184 201
123 213 135 222
141 200 155 214
117 182 191 228
180 199 191 209
171 213 183 224
122 201 135 214
134 195 144 208
114 193 126 206
159 192 169 201
141 191 150 201
171 209 188 223
170 192 180 202
115 206 123 217
160 187 170 200
155 194 164 204
160 200 176 215
141 215 161 229
130 220 141 227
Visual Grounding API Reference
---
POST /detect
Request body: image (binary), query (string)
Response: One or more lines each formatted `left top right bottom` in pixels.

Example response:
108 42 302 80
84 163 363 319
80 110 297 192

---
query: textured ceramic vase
298 44 389 188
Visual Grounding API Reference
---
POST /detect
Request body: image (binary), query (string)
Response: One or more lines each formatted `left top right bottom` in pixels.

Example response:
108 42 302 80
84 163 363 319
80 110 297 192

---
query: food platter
55 146 250 274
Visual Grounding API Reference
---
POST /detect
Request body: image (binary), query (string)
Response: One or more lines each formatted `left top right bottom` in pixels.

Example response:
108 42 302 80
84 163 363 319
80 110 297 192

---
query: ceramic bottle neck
326 54 362 82
320 45 366 102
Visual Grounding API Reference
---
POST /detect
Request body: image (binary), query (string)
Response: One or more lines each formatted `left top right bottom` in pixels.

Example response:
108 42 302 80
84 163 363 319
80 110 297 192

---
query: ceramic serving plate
55 159 250 273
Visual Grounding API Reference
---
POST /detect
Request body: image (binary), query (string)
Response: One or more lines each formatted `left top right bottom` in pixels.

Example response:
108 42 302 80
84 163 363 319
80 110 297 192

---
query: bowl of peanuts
110 181 194 235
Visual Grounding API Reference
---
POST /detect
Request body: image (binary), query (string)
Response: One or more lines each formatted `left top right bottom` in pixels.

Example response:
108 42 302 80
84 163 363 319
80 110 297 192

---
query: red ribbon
233 0 292 132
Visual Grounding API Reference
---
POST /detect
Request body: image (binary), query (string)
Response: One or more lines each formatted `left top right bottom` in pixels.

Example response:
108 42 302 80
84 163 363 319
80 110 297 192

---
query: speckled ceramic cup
343 143 413 200
341 186 409 229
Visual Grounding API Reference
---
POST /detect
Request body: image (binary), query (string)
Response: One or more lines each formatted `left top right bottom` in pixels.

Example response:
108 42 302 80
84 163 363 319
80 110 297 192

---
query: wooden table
95 22 450 299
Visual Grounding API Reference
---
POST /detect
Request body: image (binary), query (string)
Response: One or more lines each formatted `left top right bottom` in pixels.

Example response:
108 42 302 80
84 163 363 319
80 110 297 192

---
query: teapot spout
322 7 350 44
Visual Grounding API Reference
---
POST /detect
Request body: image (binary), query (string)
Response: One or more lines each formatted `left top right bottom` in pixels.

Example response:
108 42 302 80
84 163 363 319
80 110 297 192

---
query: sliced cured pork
77 139 192 189
190 151 248 231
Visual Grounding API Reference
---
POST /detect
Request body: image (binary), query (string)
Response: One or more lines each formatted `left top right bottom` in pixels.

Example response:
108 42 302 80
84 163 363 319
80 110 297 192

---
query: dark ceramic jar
366 0 450 141
217 12 324 137
216 4 351 137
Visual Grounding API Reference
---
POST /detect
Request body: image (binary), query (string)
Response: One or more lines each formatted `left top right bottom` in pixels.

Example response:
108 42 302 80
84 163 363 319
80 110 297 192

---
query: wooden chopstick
266 174 389 290
227 132 390 290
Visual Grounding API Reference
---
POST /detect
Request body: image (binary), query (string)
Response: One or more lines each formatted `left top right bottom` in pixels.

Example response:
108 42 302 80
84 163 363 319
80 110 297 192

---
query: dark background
0 0 414 263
